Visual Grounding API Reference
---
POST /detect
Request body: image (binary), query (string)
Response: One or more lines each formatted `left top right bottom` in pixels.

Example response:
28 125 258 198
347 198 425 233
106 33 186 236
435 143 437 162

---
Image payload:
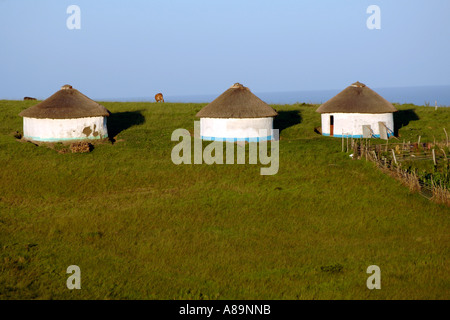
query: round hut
196 83 278 141
316 82 397 139
19 85 110 142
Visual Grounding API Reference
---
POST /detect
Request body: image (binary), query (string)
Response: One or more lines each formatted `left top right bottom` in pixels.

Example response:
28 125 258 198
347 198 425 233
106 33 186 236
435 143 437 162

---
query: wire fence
348 137 449 206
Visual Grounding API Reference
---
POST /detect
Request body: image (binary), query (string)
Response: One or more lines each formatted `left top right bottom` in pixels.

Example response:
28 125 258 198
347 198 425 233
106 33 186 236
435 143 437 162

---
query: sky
0 0 449 100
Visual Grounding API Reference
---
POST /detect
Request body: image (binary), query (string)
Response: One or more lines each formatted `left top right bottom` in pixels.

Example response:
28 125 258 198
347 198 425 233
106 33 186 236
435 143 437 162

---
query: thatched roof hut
19 85 110 119
316 82 397 139
316 81 397 114
19 85 110 142
196 83 277 118
196 83 277 141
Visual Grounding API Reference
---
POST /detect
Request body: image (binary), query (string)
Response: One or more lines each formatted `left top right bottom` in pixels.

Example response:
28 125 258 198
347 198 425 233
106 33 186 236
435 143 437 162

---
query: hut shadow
273 110 302 133
394 109 419 136
107 110 145 142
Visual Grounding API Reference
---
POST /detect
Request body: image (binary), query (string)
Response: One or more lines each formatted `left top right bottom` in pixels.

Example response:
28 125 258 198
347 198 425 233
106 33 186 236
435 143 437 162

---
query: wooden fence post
392 149 398 165
347 135 349 153
444 128 449 147
372 151 378 161
441 148 448 161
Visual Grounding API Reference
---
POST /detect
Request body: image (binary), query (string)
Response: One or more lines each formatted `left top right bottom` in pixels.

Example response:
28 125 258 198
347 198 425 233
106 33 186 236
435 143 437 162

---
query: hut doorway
329 115 334 136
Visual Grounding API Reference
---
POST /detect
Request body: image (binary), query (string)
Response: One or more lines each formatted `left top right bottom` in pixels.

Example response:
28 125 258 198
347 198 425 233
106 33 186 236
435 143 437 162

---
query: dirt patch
16 135 111 152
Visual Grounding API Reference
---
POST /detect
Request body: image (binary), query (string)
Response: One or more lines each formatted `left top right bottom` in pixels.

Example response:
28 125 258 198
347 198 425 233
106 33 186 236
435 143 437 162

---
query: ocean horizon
109 85 450 107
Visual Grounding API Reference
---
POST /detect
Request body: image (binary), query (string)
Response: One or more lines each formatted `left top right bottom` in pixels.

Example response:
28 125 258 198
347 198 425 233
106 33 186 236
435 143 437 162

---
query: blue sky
0 0 449 100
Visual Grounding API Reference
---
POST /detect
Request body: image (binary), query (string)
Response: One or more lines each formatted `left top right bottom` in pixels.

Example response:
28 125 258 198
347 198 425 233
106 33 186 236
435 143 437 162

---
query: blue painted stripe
24 135 108 142
201 135 272 142
322 133 393 138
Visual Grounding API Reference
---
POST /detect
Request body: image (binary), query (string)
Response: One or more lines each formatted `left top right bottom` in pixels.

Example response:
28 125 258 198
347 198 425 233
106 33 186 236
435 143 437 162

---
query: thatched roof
19 85 110 119
316 82 397 114
196 83 278 118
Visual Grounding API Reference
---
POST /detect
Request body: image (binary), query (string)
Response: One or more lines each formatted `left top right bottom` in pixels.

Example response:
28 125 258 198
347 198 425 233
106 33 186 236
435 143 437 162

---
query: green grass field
0 100 448 299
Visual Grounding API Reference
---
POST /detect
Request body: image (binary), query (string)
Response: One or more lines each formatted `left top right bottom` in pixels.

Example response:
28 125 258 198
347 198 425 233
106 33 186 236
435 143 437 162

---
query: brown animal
24 97 37 100
155 93 164 103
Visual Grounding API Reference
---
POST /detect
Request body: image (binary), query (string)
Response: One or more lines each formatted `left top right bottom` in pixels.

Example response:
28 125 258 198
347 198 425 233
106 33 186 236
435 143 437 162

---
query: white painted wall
200 117 274 141
23 116 108 142
321 113 394 137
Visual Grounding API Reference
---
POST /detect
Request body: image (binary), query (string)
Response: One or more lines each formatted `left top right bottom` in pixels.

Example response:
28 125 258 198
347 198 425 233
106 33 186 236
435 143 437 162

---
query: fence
348 137 449 206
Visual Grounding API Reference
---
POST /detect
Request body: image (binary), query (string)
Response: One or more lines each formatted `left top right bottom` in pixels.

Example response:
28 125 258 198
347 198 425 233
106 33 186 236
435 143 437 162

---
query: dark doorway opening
330 115 334 136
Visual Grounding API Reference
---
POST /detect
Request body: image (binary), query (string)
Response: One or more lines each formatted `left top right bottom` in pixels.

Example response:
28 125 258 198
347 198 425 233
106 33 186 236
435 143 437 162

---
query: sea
139 85 450 107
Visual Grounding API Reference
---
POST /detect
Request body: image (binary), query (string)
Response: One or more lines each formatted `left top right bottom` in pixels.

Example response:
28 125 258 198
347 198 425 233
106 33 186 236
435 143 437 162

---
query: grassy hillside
0 100 448 299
